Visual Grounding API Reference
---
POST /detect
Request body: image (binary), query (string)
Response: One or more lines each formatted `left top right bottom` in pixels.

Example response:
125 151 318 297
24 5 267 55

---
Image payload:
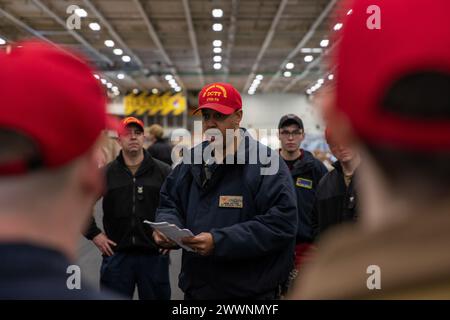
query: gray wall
241 93 325 150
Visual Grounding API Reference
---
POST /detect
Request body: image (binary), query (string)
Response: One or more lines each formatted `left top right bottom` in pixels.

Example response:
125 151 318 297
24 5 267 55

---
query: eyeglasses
280 130 303 137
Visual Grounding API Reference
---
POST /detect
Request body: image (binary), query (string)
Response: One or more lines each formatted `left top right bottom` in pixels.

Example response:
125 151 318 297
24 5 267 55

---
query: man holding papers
153 83 298 300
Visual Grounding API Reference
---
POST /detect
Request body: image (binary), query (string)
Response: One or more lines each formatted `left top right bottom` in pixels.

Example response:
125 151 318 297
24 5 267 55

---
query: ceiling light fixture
89 22 101 31
104 40 114 47
212 23 223 32
212 9 223 18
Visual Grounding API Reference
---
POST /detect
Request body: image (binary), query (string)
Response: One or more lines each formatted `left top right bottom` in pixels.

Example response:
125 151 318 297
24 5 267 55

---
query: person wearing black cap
278 114 328 274
84 117 172 300
290 0 450 299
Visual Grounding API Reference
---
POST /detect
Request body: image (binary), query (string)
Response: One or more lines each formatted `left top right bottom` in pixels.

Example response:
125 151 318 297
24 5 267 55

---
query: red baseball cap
0 40 111 175
324 127 332 146
195 82 242 115
121 117 144 132
336 0 450 151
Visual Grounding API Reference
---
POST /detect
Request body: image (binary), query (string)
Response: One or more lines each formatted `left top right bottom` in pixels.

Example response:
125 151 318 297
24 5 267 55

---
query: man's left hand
182 232 214 256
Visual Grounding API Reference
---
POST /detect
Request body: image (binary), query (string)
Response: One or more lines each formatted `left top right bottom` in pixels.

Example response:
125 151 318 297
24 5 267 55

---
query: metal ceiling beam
262 0 338 92
103 72 139 92
102 73 122 87
0 7 85 62
242 0 289 92
30 0 113 66
181 0 204 87
223 0 239 82
82 0 158 89
132 0 184 89
82 0 143 66
0 7 127 93
0 7 52 43
282 54 323 93
282 39 340 93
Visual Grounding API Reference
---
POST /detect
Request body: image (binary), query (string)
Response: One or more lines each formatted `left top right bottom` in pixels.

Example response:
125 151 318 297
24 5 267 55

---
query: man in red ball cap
290 0 450 299
153 82 298 299
0 41 116 299
194 82 244 152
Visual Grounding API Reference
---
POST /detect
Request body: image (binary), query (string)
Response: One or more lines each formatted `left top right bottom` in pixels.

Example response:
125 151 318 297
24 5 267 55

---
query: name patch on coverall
219 196 243 208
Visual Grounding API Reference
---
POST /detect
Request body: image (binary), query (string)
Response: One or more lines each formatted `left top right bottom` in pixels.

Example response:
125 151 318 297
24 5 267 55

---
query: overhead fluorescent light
212 23 223 32
212 9 223 18
104 40 114 47
304 55 314 63
334 23 343 31
320 39 329 48
285 62 294 70
89 22 101 31
75 8 87 18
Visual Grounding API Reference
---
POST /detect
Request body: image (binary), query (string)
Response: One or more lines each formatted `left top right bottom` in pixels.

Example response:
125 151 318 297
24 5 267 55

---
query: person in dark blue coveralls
0 41 115 299
277 114 328 273
153 82 298 300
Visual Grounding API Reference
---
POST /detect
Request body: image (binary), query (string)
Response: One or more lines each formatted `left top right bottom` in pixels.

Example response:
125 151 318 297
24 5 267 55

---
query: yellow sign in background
124 92 187 116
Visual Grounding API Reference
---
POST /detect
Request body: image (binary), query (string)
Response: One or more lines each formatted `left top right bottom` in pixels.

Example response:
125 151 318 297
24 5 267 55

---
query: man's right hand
153 230 177 249
92 233 117 256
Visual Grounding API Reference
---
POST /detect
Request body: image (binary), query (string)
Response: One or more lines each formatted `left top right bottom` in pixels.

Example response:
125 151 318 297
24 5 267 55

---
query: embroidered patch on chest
296 178 313 189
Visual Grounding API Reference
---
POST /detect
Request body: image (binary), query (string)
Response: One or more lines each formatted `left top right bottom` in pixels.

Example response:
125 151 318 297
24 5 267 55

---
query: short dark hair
0 130 77 203
0 129 42 171
366 71 450 194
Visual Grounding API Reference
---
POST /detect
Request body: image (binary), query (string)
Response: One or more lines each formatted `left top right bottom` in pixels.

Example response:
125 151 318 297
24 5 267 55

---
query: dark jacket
310 161 358 240
85 150 171 253
0 244 116 299
147 139 173 166
156 133 298 299
284 149 328 243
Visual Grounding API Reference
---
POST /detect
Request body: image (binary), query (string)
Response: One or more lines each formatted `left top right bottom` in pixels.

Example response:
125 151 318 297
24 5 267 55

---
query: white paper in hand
144 220 195 252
